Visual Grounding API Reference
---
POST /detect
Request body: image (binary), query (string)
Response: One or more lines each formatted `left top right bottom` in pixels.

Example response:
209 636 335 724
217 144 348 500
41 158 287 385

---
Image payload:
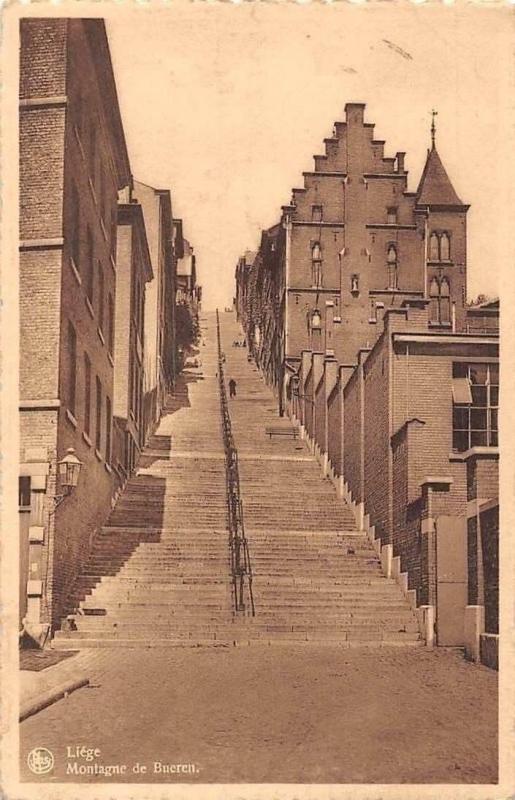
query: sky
106 3 514 310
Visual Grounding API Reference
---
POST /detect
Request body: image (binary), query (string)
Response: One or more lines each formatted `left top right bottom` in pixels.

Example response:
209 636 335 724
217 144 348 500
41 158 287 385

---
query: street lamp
54 448 82 507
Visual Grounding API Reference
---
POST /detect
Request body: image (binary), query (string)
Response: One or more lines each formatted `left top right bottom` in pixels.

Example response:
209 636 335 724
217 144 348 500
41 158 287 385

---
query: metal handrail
216 309 255 616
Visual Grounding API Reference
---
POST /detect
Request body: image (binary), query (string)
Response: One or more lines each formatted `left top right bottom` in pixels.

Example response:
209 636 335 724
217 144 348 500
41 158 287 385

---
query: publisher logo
27 747 54 775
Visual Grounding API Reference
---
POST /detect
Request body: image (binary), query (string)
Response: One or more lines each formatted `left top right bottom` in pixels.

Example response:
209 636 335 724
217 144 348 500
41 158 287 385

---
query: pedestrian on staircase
229 378 237 398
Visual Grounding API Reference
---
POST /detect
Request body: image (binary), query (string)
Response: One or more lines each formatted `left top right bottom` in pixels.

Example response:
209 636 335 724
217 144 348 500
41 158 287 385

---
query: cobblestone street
20 644 497 784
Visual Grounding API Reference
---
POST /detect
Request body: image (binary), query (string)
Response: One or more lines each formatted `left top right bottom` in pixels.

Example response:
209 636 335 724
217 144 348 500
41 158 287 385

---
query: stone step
52 634 422 650
57 624 419 638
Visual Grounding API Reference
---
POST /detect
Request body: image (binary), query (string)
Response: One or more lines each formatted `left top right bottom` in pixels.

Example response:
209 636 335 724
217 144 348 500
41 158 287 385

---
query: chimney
396 152 406 173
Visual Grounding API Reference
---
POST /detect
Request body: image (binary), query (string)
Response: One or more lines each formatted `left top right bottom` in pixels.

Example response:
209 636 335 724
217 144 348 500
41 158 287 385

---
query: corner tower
415 116 469 331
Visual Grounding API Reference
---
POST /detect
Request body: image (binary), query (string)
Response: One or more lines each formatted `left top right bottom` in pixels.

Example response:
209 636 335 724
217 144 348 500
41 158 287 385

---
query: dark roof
416 147 463 207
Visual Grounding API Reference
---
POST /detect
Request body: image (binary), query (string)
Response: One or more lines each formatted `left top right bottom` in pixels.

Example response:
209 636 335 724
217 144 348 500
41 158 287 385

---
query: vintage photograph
2 2 512 796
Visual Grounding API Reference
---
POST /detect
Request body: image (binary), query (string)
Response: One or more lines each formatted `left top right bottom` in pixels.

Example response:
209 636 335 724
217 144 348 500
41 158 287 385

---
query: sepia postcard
1 2 514 799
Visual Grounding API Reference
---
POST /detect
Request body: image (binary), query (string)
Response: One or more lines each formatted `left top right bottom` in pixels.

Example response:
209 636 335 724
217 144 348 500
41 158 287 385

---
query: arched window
429 277 440 323
440 232 451 261
311 242 322 288
440 277 451 324
429 232 439 261
387 244 398 290
429 277 452 325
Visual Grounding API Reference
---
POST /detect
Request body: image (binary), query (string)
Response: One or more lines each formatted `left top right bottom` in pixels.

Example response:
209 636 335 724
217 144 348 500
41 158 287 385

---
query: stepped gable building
237 102 499 665
19 18 132 635
112 185 153 482
134 181 178 435
237 102 470 393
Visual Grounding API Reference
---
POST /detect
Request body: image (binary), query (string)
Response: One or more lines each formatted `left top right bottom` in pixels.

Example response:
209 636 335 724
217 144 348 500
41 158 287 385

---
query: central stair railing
216 310 255 616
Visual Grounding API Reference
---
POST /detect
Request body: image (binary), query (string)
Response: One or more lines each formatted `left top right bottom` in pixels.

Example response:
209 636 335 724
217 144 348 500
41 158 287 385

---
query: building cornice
366 223 417 231
19 238 64 251
292 221 345 229
392 332 498 345
20 95 68 109
20 399 61 410
415 203 470 213
363 173 406 180
288 287 340 294
302 171 347 178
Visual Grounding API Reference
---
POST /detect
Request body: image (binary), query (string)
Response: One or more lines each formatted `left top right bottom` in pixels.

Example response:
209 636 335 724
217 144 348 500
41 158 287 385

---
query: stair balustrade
216 310 255 616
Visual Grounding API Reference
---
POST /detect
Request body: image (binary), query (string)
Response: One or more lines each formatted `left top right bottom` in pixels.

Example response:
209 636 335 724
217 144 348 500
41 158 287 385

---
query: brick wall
314 375 325 452
343 366 363 503
363 334 390 543
481 505 499 634
304 368 314 439
19 19 129 629
327 381 342 475
467 456 499 502
20 19 67 99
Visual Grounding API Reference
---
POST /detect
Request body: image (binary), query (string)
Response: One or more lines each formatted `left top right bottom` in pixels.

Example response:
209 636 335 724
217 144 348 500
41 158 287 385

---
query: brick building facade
133 181 178 436
236 103 471 406
290 303 498 654
19 19 133 635
112 189 153 480
237 102 500 662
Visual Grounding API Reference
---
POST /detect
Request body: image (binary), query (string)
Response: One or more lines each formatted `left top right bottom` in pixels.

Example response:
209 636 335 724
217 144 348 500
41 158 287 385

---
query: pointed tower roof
416 146 465 208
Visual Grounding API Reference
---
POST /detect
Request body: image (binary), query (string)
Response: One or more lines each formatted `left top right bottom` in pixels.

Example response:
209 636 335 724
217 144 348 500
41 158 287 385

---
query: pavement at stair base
19 644 497 783
54 310 421 649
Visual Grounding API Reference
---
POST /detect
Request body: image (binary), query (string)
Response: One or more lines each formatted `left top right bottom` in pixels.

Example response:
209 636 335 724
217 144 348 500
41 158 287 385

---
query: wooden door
436 515 468 646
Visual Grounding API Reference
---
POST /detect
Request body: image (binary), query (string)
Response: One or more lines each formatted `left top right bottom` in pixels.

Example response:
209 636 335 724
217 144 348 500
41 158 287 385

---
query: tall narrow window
440 232 451 261
440 277 451 324
67 321 77 416
312 205 323 222
429 232 439 261
387 207 397 225
95 376 102 451
110 205 117 262
108 294 115 354
99 168 106 224
90 125 97 189
98 262 105 332
85 227 94 304
311 242 322 288
429 277 452 325
70 185 80 270
105 395 112 463
387 244 398 289
429 277 440 323
19 476 31 508
84 353 91 436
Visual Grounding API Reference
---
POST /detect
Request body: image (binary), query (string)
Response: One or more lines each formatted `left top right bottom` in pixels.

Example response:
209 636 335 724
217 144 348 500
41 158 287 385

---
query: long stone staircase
54 311 421 649
218 312 421 647
54 317 234 648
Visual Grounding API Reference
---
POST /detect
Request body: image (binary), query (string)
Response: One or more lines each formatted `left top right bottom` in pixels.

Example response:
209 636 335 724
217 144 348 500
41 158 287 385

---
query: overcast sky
107 3 513 310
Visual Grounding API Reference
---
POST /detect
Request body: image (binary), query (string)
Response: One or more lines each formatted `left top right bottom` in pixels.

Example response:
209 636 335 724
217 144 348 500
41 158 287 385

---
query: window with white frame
452 362 499 451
